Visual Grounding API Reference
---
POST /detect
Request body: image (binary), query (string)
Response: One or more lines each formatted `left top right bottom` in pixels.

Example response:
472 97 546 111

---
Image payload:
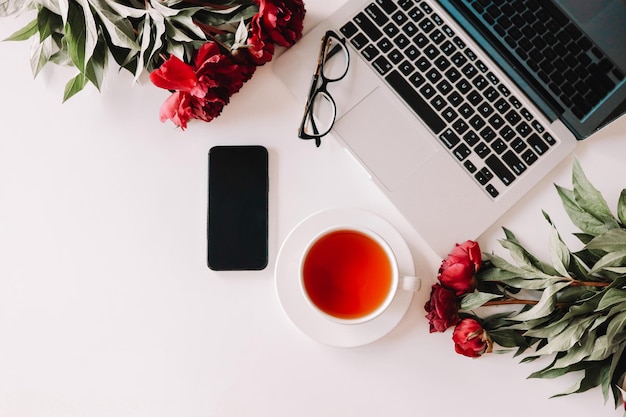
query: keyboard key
420 83 436 99
388 49 403 64
486 155 515 186
361 44 380 61
383 22 400 38
543 132 557 145
354 13 383 41
425 68 442 83
376 0 397 14
403 22 418 36
399 60 415 75
502 150 527 175
488 114 505 129
431 95 446 111
516 121 532 137
377 38 393 53
505 109 521 125
442 107 458 123
463 131 480 146
340 22 358 38
454 143 471 161
480 126 497 142
469 115 486 130
464 159 477 173
418 17 435 33
372 56 392 75
350 33 369 49
511 138 527 153
439 128 460 148
500 126 515 141
475 142 491 158
453 119 469 135
386 70 446 133
486 184 499 197
522 149 538 165
366 4 390 26
491 138 507 154
494 98 510 113
408 6 425 22
409 72 426 88
475 167 493 185
528 133 549 155
392 10 408 26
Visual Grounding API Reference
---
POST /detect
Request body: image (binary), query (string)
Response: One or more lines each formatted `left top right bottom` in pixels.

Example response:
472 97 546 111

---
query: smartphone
207 145 269 271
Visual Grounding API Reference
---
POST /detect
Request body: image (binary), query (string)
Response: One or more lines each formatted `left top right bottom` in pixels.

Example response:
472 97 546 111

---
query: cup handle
400 275 421 292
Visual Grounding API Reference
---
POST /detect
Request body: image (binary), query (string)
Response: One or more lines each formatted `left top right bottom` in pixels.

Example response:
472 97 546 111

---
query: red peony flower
438 240 482 295
452 318 491 358
150 42 257 129
252 0 306 47
245 26 276 65
425 284 460 333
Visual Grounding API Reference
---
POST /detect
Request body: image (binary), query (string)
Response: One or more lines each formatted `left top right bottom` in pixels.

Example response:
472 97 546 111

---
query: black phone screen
207 145 268 270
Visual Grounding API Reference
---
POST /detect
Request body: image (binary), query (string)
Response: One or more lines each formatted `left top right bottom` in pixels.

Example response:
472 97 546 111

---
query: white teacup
300 225 421 325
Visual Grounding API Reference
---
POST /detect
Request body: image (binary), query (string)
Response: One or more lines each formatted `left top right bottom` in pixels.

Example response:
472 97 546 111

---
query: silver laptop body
274 0 626 256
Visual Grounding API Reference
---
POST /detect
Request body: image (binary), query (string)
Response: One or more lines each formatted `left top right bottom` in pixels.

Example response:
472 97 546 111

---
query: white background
1 1 626 416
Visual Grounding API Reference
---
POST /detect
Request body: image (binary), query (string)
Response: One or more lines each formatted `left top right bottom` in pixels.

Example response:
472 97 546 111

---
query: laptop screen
439 0 626 140
557 0 626 72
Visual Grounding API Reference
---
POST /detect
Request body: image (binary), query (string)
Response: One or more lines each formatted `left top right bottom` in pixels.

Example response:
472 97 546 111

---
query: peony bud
452 318 492 358
438 240 482 295
424 284 460 333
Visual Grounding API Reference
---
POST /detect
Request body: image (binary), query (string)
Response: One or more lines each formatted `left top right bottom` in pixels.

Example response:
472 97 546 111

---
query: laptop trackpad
334 88 439 191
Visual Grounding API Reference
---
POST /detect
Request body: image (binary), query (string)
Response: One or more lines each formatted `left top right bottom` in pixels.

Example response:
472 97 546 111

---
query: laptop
274 0 626 256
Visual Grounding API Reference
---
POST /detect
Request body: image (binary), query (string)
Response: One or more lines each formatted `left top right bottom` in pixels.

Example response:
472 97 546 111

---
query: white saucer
275 208 415 347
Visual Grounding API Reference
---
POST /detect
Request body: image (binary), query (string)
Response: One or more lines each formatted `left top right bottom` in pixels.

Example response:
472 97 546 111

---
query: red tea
302 230 393 320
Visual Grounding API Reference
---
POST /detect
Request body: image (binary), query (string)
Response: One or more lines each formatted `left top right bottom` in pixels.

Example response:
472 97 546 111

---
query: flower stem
569 281 610 287
483 299 539 306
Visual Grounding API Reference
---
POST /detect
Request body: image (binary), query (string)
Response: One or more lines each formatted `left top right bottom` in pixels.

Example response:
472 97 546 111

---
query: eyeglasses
298 30 350 147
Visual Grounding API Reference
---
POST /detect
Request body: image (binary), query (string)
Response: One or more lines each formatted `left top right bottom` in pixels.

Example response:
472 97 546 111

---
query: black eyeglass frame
298 30 350 147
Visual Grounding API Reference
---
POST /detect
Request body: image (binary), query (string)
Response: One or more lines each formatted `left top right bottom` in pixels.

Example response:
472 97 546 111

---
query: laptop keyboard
459 0 625 120
339 0 556 199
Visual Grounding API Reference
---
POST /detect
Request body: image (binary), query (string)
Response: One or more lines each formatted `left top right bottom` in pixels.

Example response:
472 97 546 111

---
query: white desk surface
1 2 625 416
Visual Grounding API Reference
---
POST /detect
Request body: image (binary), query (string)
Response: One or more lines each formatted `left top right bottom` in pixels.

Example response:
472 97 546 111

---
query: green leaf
524 317 572 338
572 159 619 229
551 362 611 397
512 281 571 322
586 228 626 253
552 332 597 369
37 6 63 42
499 227 559 276
102 0 146 18
29 36 53 77
618 189 626 226
589 249 626 275
459 291 501 310
4 18 38 41
84 38 107 90
595 288 626 311
78 0 98 68
528 354 591 379
489 329 528 348
608 344 626 408
62 72 88 102
548 223 570 277
605 311 626 347
93 7 139 50
535 315 596 356
167 9 207 39
65 1 87 71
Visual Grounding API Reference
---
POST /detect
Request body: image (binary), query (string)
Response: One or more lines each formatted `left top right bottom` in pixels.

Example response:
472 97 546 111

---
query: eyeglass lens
302 35 349 138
